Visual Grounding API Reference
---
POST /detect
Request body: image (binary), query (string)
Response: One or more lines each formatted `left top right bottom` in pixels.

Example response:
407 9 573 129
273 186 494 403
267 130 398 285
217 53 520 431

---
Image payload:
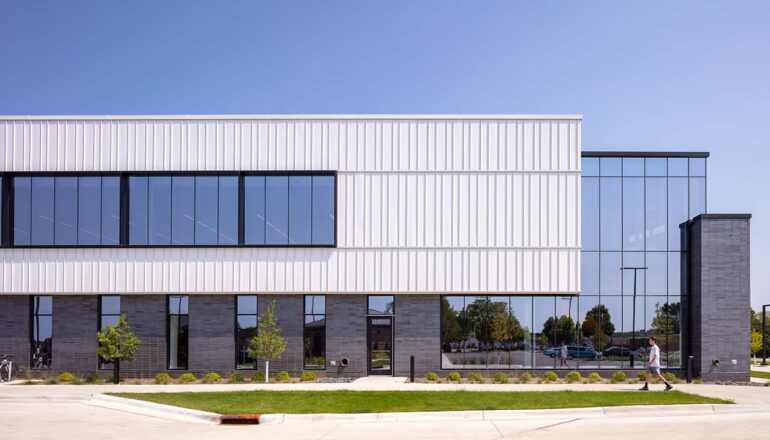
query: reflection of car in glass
544 346 600 360
602 346 631 357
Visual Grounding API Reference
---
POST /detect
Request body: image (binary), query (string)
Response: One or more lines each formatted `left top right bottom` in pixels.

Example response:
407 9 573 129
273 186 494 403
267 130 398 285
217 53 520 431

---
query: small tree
247 300 286 383
750 329 763 366
97 315 141 384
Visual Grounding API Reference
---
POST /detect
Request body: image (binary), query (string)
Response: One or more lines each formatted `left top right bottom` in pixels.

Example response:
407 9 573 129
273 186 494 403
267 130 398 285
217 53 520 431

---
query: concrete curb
84 394 221 425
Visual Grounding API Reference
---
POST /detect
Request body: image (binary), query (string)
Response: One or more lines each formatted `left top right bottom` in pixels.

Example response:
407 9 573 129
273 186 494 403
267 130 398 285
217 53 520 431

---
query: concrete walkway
2 380 770 440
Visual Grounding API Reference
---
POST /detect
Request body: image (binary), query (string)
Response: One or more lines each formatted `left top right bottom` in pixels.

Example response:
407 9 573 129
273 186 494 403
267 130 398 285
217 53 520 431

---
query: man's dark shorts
646 366 660 375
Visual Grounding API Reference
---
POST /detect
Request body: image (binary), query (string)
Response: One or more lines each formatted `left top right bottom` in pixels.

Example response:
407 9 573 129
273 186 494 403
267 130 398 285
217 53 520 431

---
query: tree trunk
265 360 269 384
113 359 120 384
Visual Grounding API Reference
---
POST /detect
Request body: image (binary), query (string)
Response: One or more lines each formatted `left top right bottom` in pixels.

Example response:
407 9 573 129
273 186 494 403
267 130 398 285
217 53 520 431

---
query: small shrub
662 372 681 384
566 371 582 384
275 371 290 382
252 372 266 383
447 371 461 382
425 372 439 382
71 377 84 385
637 371 647 381
542 371 558 382
536 378 543 384
227 372 245 383
300 371 317 382
58 372 75 383
518 372 533 383
177 373 197 384
201 372 221 384
45 377 59 385
588 372 602 383
105 374 124 384
492 372 509 384
131 379 142 385
84 373 100 384
610 371 627 383
155 373 172 384
467 372 484 383
693 377 702 384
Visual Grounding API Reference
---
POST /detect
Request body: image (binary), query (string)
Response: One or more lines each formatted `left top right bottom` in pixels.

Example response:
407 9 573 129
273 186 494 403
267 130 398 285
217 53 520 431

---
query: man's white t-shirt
649 344 661 367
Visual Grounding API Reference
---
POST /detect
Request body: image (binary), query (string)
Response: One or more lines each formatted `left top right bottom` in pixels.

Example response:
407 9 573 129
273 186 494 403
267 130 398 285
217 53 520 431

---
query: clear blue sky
1 1 768 307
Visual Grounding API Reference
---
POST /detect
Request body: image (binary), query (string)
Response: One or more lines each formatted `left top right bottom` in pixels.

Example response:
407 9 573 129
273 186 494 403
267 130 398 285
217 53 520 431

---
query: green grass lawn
110 390 731 415
750 370 770 379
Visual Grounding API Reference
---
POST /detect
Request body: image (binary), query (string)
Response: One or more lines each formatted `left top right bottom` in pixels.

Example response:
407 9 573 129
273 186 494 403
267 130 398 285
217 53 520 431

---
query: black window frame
166 294 189 370
29 295 53 370
235 294 258 370
97 295 121 369
303 295 326 370
0 171 337 249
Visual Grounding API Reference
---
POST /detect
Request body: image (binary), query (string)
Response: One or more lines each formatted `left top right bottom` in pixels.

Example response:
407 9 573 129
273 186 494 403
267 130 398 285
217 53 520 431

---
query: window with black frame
98 296 121 369
236 295 258 369
167 295 189 370
12 176 120 246
303 295 326 369
30 296 53 370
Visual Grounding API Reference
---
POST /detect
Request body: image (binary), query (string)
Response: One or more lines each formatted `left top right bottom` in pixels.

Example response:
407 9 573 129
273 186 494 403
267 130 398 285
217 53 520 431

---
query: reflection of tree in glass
441 298 464 344
581 304 616 351
652 301 680 335
541 315 575 346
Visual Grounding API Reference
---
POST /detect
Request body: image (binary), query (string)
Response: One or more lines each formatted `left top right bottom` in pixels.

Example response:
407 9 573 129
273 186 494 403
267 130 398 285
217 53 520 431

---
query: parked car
545 345 600 360
602 346 631 357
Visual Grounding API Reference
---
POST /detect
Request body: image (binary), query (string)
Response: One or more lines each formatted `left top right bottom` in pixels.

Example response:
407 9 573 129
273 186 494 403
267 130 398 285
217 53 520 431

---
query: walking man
560 341 570 367
640 336 673 391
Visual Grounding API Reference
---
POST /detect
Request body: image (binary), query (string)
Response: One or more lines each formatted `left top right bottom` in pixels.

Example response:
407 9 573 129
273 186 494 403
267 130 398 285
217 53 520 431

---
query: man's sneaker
639 385 649 391
665 384 673 391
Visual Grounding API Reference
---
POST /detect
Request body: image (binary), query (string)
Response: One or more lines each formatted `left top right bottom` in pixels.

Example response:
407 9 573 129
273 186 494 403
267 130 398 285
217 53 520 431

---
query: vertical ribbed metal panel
0 116 581 295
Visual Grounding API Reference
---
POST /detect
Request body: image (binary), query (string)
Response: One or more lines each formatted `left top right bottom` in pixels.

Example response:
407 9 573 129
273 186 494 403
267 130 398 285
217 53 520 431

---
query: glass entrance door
367 316 393 375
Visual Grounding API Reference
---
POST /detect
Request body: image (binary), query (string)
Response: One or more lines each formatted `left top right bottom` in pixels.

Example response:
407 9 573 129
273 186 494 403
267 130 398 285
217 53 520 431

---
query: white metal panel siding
0 117 581 295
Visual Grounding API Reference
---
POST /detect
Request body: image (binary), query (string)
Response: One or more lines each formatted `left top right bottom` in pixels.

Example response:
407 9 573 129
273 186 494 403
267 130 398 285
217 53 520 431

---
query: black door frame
367 316 394 376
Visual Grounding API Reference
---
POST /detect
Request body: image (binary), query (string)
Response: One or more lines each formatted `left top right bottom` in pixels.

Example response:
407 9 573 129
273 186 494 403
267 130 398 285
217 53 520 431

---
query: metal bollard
410 355 415 383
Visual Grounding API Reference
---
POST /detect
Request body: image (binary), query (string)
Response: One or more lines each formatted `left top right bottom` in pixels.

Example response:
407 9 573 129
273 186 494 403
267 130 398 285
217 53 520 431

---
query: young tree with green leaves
750 329 763 366
96 315 141 384
248 300 286 383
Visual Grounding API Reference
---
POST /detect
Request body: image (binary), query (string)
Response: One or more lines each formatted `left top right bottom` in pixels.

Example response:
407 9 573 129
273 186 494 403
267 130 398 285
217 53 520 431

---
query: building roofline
0 114 583 121
582 151 710 158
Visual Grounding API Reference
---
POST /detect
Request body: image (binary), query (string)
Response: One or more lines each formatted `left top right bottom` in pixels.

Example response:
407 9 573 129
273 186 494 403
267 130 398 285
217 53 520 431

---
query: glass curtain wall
581 155 706 369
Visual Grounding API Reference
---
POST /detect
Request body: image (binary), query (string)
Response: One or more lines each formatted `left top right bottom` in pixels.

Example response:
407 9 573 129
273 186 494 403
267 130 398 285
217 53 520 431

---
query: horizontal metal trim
582 151 710 158
0 291 582 296
692 213 752 220
0 114 583 121
336 170 581 175
1 171 336 177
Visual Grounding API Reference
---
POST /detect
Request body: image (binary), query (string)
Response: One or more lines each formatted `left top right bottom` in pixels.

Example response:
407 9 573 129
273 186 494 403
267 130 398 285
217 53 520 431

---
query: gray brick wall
326 295 367 377
256 295 304 376
120 295 167 378
685 215 751 381
52 296 98 375
394 295 441 376
0 296 30 374
189 295 235 375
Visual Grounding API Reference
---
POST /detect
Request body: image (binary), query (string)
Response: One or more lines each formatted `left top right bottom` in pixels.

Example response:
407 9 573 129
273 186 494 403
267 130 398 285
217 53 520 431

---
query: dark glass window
149 177 172 245
54 177 78 245
13 176 121 246
533 296 555 368
581 252 599 294
31 177 54 245
167 295 189 369
289 176 312 244
265 176 289 244
244 176 266 245
312 176 335 245
30 296 52 370
304 295 326 369
236 295 258 369
13 177 32 245
368 295 395 315
195 176 218 245
218 177 239 245
99 295 121 368
171 177 194 245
